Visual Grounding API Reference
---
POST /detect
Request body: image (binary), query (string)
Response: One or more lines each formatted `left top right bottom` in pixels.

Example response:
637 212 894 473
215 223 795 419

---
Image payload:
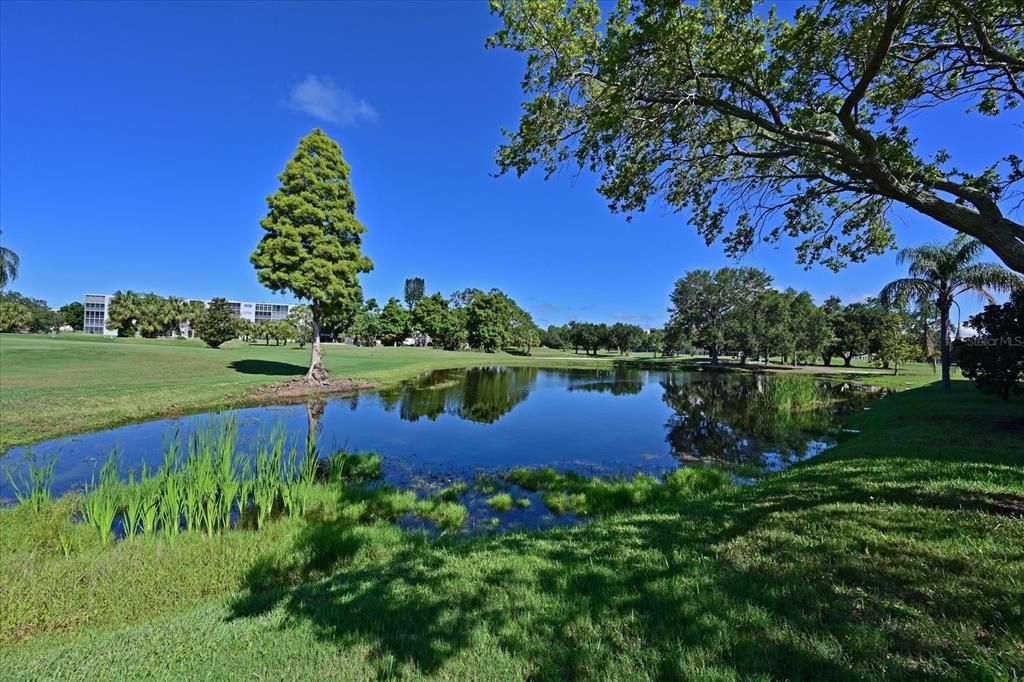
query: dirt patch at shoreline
250 377 375 401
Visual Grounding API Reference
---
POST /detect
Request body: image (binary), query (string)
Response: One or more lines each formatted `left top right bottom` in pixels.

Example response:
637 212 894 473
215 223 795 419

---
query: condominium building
83 293 294 337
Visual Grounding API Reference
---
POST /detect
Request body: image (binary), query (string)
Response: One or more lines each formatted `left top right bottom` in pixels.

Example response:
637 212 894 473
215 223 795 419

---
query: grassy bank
2 381 1021 679
0 333 940 448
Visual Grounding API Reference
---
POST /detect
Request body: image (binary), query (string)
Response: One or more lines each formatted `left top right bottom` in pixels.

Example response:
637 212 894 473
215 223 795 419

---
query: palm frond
954 263 1024 301
879 278 933 308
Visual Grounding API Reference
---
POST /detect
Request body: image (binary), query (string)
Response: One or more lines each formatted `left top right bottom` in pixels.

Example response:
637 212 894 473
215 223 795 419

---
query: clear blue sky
1 1 1017 328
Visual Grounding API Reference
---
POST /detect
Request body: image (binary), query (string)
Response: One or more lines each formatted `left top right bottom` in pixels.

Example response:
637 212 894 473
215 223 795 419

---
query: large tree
881 234 1021 387
59 302 84 331
404 277 425 309
667 267 772 365
378 297 412 346
490 0 1024 273
251 129 373 383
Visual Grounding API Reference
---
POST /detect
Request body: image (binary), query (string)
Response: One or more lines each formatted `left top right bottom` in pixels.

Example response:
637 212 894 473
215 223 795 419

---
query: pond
1 367 879 532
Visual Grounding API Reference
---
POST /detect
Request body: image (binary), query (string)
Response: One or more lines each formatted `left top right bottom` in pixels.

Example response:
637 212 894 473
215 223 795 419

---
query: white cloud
286 75 377 126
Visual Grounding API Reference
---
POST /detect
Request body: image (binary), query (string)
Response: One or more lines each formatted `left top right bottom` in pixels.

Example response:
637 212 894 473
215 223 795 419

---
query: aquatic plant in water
5 449 55 512
81 455 120 544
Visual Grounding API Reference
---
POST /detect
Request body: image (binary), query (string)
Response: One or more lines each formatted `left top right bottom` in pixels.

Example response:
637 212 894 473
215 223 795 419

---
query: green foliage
59 302 84 330
286 304 313 348
0 301 33 332
880 234 1022 386
0 229 19 289
404 277 425 309
432 481 469 503
505 465 733 516
668 268 772 364
378 297 412 345
541 324 565 349
567 321 610 355
0 291 60 333
81 455 121 544
485 492 514 512
956 291 1024 400
872 313 919 375
325 451 384 484
251 128 373 375
609 322 645 355
193 298 237 349
413 293 466 351
4 450 55 512
490 0 1024 272
465 289 513 352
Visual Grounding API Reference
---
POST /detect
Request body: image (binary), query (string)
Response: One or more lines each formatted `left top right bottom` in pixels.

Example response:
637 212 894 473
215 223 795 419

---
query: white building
83 293 294 337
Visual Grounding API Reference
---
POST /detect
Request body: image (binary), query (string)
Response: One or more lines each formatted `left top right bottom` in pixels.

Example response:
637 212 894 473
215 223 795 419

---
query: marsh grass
506 466 732 516
21 417 389 544
80 454 120 543
4 449 55 512
485 492 514 512
325 451 383 484
432 481 469 502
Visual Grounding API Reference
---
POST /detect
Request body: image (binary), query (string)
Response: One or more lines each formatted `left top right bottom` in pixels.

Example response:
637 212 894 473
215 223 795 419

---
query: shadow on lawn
226 386 1024 679
227 359 307 376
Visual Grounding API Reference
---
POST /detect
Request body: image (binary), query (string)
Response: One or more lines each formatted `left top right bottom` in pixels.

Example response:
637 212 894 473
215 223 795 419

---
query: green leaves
490 0 1024 272
251 129 373 316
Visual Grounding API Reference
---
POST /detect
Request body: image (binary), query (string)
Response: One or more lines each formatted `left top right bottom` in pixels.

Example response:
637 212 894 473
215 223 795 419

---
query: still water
1 367 875 513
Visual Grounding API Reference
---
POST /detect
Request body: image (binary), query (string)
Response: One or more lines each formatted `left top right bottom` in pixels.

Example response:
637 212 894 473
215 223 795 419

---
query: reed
5 449 55 512
81 454 120 544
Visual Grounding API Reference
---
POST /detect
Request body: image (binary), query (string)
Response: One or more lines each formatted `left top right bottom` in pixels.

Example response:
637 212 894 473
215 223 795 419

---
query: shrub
956 291 1024 400
193 297 237 348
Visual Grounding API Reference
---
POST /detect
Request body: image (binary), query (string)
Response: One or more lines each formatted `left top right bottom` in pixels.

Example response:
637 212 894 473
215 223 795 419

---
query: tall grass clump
5 449 55 512
81 454 121 544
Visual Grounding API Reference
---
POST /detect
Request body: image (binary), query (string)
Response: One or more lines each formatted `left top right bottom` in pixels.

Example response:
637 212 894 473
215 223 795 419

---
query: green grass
0 334 634 448
2 381 1021 679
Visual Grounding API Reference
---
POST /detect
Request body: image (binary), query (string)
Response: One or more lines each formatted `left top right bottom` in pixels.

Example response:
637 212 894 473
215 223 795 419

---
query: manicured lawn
1 382 1021 679
0 334 627 448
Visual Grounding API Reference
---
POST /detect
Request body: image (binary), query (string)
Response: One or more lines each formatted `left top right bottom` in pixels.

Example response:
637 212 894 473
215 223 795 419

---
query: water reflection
2 367 876 507
378 367 538 424
661 373 838 468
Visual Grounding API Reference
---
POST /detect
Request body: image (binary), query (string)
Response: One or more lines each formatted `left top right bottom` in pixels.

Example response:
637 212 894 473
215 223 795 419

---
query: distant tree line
658 267 951 375
540 321 654 356
348 278 541 354
0 291 85 333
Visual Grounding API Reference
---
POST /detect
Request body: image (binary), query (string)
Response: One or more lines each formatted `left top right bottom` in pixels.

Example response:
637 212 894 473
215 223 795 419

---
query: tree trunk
710 348 719 366
939 299 951 389
843 354 853 367
822 353 832 366
307 301 329 385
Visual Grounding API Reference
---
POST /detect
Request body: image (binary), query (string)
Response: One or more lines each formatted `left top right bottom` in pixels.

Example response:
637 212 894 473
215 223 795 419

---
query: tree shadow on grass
225 385 1024 678
228 359 307 376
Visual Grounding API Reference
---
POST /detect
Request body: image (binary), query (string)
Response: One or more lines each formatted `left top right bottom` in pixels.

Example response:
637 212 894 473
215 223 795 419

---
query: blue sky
1 1 1018 328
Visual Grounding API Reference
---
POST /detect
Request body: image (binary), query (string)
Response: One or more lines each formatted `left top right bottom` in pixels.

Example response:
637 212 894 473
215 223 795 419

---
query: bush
955 291 1024 400
193 297 237 348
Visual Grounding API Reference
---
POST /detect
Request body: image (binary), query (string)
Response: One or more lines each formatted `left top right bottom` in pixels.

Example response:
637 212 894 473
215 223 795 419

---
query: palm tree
0 230 19 290
880 235 1022 388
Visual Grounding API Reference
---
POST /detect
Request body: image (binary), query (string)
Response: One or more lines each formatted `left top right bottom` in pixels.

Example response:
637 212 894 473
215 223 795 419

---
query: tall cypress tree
251 129 373 383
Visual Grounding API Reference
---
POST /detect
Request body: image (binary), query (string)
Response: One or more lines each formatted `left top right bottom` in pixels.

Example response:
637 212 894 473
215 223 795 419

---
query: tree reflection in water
379 367 539 424
661 373 838 467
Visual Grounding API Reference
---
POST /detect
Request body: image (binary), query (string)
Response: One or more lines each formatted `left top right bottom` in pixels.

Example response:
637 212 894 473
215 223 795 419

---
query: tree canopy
251 128 373 382
490 0 1024 273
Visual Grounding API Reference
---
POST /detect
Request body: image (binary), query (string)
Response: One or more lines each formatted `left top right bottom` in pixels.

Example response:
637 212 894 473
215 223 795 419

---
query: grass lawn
1 381 1021 679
